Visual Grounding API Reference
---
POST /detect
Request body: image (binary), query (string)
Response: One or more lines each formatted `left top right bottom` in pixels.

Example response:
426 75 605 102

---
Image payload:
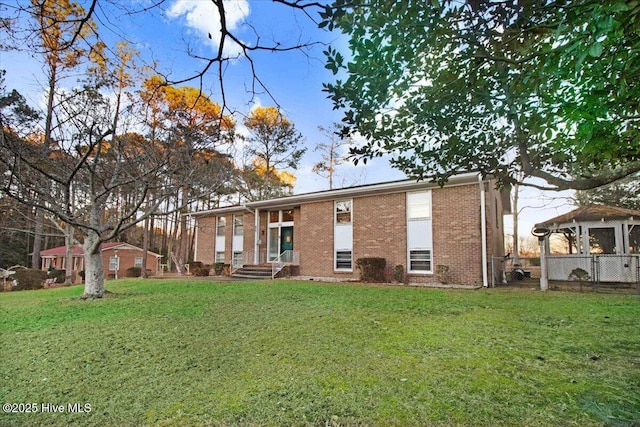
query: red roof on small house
40 242 162 258
537 205 640 227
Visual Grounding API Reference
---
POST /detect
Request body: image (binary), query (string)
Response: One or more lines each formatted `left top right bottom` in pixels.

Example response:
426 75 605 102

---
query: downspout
479 174 489 288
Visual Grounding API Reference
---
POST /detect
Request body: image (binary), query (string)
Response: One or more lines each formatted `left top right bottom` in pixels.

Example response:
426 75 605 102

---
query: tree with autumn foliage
138 76 237 273
235 158 296 202
242 106 305 199
15 0 105 272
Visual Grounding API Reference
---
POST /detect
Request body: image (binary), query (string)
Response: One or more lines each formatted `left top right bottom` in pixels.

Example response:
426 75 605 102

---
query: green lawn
1 280 639 427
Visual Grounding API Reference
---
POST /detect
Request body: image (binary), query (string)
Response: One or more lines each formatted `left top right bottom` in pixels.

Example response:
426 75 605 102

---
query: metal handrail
271 250 300 279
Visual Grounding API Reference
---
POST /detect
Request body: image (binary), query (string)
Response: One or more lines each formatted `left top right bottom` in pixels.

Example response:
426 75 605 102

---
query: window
233 215 243 236
269 209 294 224
134 257 143 268
335 250 352 270
109 256 119 271
407 191 431 219
216 216 226 236
215 252 225 263
232 251 243 268
282 209 294 222
409 250 432 272
335 200 352 224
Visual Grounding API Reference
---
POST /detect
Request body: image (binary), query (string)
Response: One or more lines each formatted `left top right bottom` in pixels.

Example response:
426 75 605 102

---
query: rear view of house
191 173 508 286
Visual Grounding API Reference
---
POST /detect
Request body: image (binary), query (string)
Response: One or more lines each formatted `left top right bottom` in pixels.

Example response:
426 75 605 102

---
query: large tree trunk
140 215 150 278
31 208 43 269
82 233 105 298
64 224 74 285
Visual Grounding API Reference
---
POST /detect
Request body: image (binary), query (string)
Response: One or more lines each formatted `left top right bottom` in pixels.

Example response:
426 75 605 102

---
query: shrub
193 265 211 276
13 269 48 291
125 267 141 277
188 261 203 271
356 257 387 282
47 269 65 282
436 265 450 284
393 265 405 283
46 269 76 284
213 263 226 275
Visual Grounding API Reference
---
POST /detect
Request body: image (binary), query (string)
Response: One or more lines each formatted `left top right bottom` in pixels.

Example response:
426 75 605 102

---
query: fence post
539 240 548 291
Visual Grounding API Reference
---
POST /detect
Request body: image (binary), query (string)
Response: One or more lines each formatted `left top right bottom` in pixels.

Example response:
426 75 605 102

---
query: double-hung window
233 215 243 236
409 249 432 272
334 200 353 271
335 200 352 224
216 216 226 236
407 191 433 274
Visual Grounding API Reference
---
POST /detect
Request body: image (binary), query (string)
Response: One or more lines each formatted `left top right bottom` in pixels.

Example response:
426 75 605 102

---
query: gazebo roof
537 205 640 228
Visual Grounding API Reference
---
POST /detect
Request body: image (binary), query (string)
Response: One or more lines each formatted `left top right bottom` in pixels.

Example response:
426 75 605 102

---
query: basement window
409 249 432 273
335 251 353 271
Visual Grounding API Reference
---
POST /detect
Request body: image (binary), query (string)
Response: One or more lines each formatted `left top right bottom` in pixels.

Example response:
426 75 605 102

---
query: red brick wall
298 200 335 276
295 183 497 285
103 248 160 279
243 211 256 262
353 192 406 274
193 181 504 286
432 183 483 285
297 193 406 281
195 216 217 264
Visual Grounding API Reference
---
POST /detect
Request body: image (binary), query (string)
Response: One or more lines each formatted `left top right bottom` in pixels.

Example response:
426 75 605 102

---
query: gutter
188 173 483 216
479 174 489 288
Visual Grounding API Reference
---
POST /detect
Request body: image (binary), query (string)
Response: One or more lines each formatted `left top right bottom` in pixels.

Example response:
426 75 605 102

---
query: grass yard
1 279 639 427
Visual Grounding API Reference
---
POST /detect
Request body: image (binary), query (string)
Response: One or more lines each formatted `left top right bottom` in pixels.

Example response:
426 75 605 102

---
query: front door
280 227 293 252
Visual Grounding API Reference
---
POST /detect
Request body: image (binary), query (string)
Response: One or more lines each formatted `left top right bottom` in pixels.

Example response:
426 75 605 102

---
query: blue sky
0 0 574 240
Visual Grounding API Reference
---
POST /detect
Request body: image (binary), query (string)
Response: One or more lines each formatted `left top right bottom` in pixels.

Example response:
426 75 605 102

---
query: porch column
581 226 589 255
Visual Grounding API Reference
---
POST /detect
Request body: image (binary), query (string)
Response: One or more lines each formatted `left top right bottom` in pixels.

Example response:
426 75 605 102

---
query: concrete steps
232 264 272 279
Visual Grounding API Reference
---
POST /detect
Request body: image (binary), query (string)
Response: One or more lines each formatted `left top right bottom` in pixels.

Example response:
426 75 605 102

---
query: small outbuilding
40 242 163 282
535 205 640 284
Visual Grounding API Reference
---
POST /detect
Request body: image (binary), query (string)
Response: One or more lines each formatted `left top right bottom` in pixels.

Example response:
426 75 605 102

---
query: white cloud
167 0 250 58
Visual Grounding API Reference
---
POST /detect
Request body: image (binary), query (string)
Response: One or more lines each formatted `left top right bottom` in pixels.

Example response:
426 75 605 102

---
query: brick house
40 242 163 282
190 173 509 286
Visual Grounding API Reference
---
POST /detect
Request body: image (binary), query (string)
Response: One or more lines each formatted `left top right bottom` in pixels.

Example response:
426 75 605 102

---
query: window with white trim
109 256 119 271
335 200 352 224
134 257 143 268
409 250 432 272
407 191 431 219
232 251 243 268
216 216 226 236
335 250 353 270
233 215 243 236
407 190 433 274
215 252 225 263
282 209 294 222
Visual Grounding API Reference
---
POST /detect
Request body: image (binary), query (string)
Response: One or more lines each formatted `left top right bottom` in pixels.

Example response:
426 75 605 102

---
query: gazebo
535 205 640 284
